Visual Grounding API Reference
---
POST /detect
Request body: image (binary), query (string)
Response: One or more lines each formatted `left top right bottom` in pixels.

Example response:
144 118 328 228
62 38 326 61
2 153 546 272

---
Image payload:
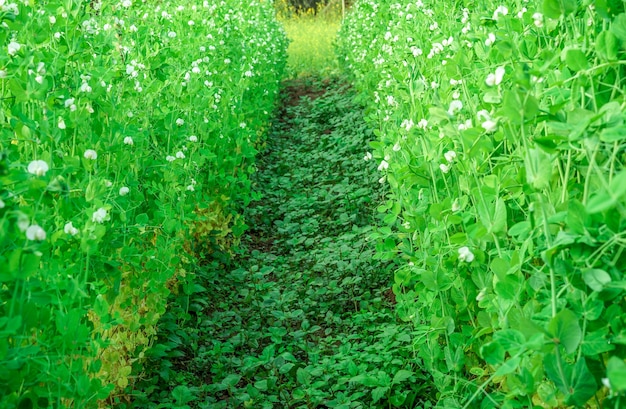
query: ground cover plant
0 1 286 407
127 77 432 408
338 0 626 407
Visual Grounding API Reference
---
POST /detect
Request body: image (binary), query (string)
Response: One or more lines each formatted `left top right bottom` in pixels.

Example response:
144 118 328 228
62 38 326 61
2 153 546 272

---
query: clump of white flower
119 186 130 196
189 135 198 142
378 159 389 171
364 152 373 161
28 160 49 176
485 66 505 86
439 163 450 173
448 99 463 115
175 151 185 159
444 150 457 163
92 208 108 223
458 246 475 262
58 117 67 129
84 149 98 160
124 136 134 145
8 40 21 56
493 5 508 20
64 221 79 236
166 155 176 162
485 33 496 46
533 12 543 27
26 224 46 241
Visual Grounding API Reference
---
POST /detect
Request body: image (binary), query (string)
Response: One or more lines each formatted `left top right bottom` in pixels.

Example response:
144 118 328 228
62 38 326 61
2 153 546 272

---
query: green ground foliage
127 77 431 408
338 0 626 407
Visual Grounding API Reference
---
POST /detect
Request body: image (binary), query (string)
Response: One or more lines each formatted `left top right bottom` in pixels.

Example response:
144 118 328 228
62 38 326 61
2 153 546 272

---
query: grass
278 11 341 77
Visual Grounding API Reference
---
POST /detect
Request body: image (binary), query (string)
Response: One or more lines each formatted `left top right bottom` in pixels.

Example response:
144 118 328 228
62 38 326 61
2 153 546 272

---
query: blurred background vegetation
274 0 351 76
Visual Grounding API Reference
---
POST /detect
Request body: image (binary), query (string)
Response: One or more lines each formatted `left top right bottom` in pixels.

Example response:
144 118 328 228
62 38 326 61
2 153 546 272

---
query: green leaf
607 357 626 392
494 356 521 377
548 309 582 354
582 329 615 356
392 369 414 385
562 48 588 71
371 386 389 403
481 341 505 365
172 385 195 404
544 354 597 406
596 30 620 62
543 0 578 18
222 374 241 388
493 329 526 354
349 374 382 387
582 269 612 292
610 13 626 43
296 368 311 386
599 125 626 142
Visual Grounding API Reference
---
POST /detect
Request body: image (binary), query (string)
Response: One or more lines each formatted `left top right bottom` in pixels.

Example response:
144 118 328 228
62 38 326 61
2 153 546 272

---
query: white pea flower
458 246 475 262
175 118 184 126
493 5 508 20
92 207 108 223
239 122 246 129
168 31 176 38
485 33 496 46
119 186 130 196
379 176 386 184
448 100 463 115
186 185 195 191
17 214 30 232
84 149 97 160
386 95 396 106
482 119 498 133
533 12 543 27
26 224 46 241
64 221 79 236
517 7 527 18
364 152 373 161
485 66 505 86
401 119 414 131
0 70 6 78
224 58 231 64
444 150 457 162
49 16 57 24
166 155 176 162
452 199 461 212
80 82 92 93
378 160 389 171
418 119 429 129
8 40 20 56
393 142 401 152
58 117 66 129
123 136 134 145
28 160 49 176
439 163 450 173
175 151 185 159
188 135 198 142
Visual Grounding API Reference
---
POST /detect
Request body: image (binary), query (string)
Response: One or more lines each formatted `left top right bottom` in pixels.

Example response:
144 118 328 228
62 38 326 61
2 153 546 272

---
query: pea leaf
582 269 612 292
548 309 581 354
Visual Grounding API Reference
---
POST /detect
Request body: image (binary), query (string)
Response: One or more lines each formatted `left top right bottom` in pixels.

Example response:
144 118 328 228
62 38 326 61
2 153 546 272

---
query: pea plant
339 0 626 407
0 1 286 408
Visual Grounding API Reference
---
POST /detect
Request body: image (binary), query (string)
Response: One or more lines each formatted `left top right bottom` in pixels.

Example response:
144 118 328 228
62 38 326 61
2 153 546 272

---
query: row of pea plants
339 0 626 407
0 1 287 407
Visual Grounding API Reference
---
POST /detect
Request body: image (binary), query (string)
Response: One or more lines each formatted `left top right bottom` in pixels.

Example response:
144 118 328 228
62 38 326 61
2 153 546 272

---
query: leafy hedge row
339 0 626 407
0 1 286 407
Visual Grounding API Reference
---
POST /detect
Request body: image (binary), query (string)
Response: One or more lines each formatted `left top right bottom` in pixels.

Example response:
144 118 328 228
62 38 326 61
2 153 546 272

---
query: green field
2 0 625 408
